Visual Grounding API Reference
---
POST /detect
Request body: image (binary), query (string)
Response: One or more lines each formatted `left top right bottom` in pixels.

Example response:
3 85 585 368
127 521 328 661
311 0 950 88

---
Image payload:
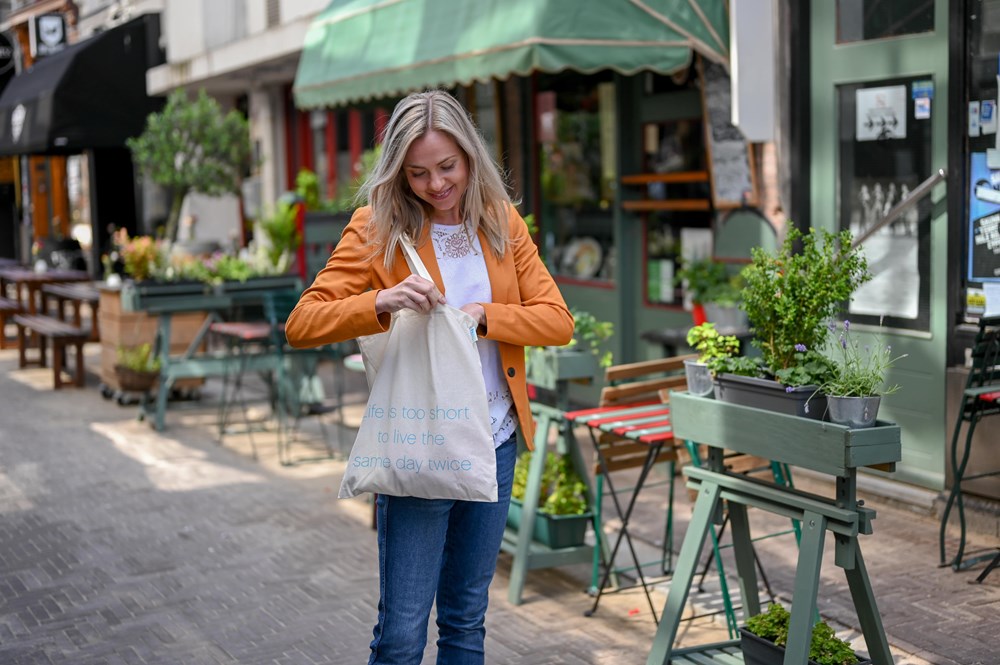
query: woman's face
402 130 469 225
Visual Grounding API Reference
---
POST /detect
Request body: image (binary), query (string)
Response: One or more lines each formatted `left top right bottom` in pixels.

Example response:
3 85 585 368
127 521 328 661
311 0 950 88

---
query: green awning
293 0 729 109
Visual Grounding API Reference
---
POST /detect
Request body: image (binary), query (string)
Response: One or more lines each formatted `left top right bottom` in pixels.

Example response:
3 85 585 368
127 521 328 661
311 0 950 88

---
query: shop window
310 110 329 200
538 77 617 283
335 112 352 198
836 0 934 44
471 81 501 165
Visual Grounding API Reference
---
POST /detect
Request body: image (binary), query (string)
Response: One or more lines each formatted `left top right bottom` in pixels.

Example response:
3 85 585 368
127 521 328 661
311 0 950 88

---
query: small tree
128 89 253 241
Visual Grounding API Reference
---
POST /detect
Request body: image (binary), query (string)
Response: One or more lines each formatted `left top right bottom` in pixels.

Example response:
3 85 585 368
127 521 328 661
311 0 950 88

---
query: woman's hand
375 275 446 314
459 303 485 328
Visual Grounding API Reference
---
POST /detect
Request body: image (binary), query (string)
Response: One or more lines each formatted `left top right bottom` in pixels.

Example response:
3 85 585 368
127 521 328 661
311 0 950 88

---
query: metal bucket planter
683 359 714 397
827 395 881 429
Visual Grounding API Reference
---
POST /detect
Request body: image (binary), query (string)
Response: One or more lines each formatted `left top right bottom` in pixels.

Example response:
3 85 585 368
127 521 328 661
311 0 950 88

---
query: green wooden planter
525 347 598 391
506 498 591 549
669 391 901 476
121 275 302 313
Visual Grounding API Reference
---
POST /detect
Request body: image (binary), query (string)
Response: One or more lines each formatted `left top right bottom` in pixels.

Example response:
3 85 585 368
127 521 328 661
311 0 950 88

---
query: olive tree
128 89 253 241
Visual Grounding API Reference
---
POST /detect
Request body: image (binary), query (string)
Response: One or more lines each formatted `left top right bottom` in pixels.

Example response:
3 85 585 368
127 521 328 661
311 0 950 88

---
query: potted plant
675 257 727 325
128 89 254 243
807 320 907 427
684 322 740 397
741 602 872 665
526 308 613 390
114 343 162 393
507 451 591 549
712 227 870 419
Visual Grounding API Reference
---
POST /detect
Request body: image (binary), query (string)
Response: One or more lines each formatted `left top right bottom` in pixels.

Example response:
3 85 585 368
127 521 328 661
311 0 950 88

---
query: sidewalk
0 348 997 664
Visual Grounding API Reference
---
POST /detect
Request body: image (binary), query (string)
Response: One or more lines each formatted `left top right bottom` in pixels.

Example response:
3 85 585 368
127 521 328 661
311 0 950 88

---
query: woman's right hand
375 275 446 314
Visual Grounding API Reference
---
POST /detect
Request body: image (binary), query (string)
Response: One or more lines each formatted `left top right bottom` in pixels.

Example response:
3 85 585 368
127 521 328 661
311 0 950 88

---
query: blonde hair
356 90 512 267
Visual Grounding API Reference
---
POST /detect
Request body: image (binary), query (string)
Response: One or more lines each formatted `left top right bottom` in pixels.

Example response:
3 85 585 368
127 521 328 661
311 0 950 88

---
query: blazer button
507 367 516 377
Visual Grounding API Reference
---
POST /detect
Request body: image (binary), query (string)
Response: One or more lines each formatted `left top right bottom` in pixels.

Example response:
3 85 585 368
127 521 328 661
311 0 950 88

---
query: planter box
120 275 302 312
669 391 901 477
98 286 206 392
506 498 591 549
739 628 872 665
525 347 598 391
714 373 825 421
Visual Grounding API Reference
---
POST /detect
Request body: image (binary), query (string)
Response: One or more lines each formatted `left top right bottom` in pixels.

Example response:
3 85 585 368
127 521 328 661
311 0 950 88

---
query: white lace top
430 222 517 447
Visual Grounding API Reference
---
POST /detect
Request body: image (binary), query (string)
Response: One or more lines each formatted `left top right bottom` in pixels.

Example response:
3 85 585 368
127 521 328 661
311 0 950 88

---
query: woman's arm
479 207 574 348
284 209 387 348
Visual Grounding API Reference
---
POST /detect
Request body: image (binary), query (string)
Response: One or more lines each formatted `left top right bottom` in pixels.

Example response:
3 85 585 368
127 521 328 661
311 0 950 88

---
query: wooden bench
13 314 89 388
0 296 21 349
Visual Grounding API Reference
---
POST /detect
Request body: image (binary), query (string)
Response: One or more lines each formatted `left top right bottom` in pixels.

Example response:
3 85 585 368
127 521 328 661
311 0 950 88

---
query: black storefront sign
29 14 67 59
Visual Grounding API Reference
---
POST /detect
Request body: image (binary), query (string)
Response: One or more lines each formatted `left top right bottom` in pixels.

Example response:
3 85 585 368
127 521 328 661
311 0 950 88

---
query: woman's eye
442 163 455 171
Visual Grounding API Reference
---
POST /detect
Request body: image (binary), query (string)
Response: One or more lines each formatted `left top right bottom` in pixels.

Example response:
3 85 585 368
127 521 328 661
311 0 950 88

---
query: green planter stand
121 275 303 431
647 392 900 665
501 349 599 605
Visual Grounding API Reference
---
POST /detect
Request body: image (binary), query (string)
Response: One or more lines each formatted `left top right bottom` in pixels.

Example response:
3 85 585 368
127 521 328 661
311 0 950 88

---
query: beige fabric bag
339 240 498 502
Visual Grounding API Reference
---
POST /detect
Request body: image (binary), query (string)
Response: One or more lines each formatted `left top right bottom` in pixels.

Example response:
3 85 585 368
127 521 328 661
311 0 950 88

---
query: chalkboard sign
699 58 758 209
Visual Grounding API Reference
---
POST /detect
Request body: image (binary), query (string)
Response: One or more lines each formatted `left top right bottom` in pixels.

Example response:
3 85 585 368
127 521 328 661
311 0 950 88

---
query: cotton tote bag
339 240 498 502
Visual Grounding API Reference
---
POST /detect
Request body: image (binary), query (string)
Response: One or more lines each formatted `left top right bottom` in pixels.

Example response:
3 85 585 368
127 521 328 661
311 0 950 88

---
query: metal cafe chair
564 354 695 625
212 288 346 465
938 315 1000 575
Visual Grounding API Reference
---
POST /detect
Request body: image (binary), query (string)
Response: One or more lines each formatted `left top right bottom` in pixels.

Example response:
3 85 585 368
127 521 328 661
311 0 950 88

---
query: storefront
0 14 164 274
804 0 1000 505
289 0 762 380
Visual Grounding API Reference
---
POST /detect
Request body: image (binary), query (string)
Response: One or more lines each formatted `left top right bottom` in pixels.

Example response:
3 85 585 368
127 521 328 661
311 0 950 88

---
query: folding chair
565 354 694 624
212 288 346 465
938 315 1000 575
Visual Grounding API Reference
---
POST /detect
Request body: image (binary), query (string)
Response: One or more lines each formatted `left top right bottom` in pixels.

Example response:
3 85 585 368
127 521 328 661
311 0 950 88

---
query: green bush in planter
511 451 588 515
744 603 863 665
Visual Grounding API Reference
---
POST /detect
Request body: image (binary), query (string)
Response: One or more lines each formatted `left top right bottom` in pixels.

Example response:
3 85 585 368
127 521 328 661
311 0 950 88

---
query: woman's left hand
460 303 485 327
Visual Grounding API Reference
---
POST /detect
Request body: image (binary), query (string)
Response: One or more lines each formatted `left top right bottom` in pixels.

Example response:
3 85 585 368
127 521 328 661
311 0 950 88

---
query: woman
284 90 573 664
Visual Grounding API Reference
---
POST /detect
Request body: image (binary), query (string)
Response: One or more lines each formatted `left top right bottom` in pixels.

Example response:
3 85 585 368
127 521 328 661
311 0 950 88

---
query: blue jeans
368 435 517 665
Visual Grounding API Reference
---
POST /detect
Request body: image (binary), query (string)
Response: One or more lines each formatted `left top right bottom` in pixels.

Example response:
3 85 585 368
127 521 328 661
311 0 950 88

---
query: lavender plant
815 320 907 397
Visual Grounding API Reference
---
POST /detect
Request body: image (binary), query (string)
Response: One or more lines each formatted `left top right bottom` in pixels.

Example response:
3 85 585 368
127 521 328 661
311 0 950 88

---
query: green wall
810 1 950 489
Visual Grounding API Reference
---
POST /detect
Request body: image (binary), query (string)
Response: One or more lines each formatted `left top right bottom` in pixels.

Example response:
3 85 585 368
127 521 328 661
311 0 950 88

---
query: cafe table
0 267 90 315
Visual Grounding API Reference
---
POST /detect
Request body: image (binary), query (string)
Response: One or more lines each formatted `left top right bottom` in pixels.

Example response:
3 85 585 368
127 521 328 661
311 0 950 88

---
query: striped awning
293 0 729 109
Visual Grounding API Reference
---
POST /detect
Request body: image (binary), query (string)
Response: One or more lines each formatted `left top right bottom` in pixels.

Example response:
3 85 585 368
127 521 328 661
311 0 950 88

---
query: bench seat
0 296 21 349
13 314 89 388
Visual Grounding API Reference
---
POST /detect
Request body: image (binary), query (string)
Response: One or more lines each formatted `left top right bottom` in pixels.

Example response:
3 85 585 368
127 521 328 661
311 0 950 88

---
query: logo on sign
11 104 25 143
30 14 67 58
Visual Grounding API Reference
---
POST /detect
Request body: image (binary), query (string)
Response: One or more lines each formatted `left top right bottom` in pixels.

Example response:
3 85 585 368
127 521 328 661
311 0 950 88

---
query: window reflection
837 0 934 43
539 78 616 282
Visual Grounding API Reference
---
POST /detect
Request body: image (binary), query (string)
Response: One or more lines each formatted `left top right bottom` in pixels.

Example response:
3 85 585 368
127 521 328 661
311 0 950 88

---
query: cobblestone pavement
0 349 997 664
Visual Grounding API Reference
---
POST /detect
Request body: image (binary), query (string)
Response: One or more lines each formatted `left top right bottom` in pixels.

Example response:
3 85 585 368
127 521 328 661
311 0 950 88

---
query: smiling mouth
430 187 452 201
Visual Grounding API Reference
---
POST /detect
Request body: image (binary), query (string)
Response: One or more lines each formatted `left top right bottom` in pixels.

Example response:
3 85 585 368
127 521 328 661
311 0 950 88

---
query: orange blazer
284 205 574 447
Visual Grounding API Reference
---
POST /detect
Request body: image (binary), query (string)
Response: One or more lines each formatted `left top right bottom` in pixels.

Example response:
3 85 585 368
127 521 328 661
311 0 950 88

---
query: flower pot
525 346 598 390
683 359 714 397
827 395 881 429
113 365 160 393
704 303 748 330
506 498 591 549
739 628 873 665
713 373 825 420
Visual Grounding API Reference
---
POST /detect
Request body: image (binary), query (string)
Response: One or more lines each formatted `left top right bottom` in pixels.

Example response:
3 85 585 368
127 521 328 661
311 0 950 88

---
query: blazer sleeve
480 206 574 347
284 208 390 348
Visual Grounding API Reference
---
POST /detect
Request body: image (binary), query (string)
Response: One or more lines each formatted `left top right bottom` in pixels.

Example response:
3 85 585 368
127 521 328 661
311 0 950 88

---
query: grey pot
827 395 881 429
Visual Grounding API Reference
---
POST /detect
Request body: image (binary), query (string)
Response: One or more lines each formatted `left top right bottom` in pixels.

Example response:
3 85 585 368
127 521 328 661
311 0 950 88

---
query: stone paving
0 348 998 664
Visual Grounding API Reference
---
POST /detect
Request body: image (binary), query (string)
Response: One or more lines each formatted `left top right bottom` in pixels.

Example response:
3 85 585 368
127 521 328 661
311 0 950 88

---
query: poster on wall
967 151 1000 281
847 177 921 319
